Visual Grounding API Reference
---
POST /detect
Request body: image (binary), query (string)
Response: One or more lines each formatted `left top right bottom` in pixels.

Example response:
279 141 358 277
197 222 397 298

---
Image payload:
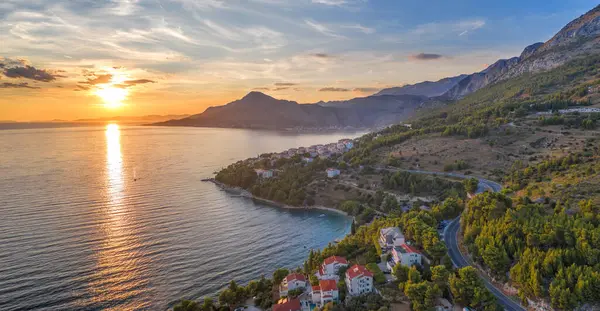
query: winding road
388 168 524 310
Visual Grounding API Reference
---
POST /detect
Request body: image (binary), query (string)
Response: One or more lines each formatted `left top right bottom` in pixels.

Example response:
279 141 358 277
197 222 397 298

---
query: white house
302 157 314 163
280 273 307 296
255 169 274 179
326 168 340 178
345 264 374 297
318 256 348 280
379 227 405 250
388 244 422 270
311 279 339 306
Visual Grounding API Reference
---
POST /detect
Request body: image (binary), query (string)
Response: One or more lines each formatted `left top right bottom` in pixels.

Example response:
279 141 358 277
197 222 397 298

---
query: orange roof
346 264 374 280
312 285 321 292
401 244 420 254
323 255 348 265
285 273 306 283
273 298 301 311
319 279 338 292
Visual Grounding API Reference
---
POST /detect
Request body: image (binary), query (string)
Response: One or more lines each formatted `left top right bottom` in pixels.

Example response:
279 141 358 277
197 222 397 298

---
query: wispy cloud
305 19 344 38
319 87 350 92
353 87 379 93
341 24 375 34
409 53 444 61
311 0 347 6
0 82 40 89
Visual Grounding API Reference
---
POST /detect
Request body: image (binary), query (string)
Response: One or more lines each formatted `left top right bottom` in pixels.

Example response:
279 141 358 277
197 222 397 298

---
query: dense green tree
174 300 200 311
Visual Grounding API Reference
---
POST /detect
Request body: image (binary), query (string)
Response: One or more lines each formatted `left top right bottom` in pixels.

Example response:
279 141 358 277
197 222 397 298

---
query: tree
449 267 498 310
218 289 236 308
174 300 200 311
431 265 450 291
393 264 409 282
463 178 479 194
273 268 289 284
405 281 438 311
200 298 214 311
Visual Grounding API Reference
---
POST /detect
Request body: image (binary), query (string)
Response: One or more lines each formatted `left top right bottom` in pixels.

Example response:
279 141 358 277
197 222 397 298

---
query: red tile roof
285 273 306 283
323 255 348 265
346 264 374 280
272 298 301 311
319 279 338 292
312 285 321 292
401 244 421 254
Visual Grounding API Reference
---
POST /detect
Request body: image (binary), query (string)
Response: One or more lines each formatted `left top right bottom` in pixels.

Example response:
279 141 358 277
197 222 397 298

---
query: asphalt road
444 218 525 311
382 167 526 310
441 177 525 311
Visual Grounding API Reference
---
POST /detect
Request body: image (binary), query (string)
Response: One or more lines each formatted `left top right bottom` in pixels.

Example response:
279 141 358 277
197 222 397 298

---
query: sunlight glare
96 86 128 109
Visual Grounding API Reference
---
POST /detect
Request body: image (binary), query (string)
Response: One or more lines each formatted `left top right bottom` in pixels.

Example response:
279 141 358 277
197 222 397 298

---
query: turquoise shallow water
0 125 361 310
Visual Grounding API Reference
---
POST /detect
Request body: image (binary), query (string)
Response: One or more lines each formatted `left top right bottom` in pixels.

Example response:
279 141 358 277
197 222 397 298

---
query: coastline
203 178 350 217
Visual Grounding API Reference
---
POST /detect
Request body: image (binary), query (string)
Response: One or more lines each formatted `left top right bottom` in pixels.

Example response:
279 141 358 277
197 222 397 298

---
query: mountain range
155 5 600 130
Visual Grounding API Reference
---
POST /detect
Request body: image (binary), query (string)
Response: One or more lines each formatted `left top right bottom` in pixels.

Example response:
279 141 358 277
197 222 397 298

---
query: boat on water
319 214 326 217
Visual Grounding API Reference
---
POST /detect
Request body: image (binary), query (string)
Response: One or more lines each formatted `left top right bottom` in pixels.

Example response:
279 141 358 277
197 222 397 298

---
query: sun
95 86 128 109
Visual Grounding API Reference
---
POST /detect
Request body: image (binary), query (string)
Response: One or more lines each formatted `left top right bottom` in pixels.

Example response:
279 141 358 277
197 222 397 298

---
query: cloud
253 87 271 91
274 82 296 86
0 82 40 89
305 20 344 38
273 87 289 91
409 53 444 61
2 64 63 82
310 53 334 59
312 0 346 5
341 24 375 34
124 79 156 85
319 87 350 92
75 85 90 91
80 74 113 85
353 87 379 93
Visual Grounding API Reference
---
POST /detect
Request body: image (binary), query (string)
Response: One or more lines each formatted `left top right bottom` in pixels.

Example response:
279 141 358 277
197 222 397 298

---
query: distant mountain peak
375 74 468 98
242 91 274 101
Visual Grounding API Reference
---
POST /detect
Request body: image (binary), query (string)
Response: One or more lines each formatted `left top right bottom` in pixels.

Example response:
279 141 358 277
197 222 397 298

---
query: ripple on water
0 126 358 310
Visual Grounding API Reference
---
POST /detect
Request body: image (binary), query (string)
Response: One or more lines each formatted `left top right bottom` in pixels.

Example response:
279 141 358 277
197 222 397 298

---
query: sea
0 125 363 311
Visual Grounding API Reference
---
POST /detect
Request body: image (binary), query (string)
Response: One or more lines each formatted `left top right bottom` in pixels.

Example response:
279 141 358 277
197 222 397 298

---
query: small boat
133 168 138 181
319 214 326 217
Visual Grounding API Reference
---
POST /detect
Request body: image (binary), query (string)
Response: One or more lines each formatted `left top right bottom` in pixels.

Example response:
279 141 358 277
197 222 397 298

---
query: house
315 279 339 305
255 169 274 179
302 157 314 163
345 264 374 296
309 151 319 158
280 273 307 296
379 227 405 250
311 285 321 305
339 139 354 150
318 256 348 279
388 244 422 270
326 168 340 178
272 298 302 311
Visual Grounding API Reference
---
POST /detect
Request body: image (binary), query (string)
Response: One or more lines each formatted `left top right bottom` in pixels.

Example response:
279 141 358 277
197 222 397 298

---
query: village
253 138 353 180
270 226 456 311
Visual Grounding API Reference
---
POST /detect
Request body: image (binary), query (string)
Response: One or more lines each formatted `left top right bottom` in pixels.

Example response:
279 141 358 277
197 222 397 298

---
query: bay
0 125 363 311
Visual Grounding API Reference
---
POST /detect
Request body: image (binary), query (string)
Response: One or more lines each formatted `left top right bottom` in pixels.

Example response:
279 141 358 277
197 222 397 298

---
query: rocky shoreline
203 178 350 217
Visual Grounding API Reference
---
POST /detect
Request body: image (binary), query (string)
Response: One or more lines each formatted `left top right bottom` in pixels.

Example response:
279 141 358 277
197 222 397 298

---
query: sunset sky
0 0 597 121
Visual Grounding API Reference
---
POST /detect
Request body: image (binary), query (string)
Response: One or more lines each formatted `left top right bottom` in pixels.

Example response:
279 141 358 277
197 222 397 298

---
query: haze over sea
0 125 361 311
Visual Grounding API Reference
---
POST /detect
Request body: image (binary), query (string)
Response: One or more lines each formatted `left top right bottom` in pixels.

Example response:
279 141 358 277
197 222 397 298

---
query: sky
0 0 598 121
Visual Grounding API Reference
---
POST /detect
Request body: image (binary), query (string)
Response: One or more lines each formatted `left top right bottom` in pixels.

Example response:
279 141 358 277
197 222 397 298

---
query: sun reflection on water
86 124 148 309
106 123 123 204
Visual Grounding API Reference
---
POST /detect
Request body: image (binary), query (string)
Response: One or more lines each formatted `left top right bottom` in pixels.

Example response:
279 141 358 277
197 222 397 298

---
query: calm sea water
0 125 361 311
